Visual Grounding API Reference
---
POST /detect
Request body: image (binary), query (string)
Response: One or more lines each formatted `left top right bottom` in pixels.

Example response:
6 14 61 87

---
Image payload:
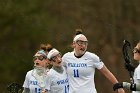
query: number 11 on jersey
73 69 79 77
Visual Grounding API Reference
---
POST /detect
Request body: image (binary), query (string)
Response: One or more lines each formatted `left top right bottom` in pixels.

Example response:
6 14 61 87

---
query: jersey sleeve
62 53 68 68
136 66 140 80
22 71 30 88
91 53 104 69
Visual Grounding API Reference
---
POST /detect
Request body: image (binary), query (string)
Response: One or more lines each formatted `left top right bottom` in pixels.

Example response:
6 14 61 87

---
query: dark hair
75 28 83 35
40 43 53 53
39 43 53 69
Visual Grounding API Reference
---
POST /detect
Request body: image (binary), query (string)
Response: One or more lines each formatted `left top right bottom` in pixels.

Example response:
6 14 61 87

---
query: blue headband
36 50 47 57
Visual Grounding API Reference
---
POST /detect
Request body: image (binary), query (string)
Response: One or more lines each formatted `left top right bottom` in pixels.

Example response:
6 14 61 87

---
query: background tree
0 0 140 92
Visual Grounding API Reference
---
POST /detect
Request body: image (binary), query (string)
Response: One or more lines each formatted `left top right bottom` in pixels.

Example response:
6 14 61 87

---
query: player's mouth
34 63 40 66
80 48 86 51
58 61 61 64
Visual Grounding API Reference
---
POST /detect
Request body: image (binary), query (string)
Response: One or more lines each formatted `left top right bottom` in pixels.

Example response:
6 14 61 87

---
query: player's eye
133 48 140 54
33 56 45 61
76 40 88 46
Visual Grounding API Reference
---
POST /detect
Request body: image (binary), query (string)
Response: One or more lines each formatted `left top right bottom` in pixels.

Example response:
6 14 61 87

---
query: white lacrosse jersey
23 69 48 93
45 67 69 93
133 63 140 93
62 51 104 93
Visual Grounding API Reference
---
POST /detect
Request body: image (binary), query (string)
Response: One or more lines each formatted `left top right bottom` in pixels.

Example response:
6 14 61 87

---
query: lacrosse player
44 48 69 93
113 42 140 93
62 29 125 93
22 44 52 93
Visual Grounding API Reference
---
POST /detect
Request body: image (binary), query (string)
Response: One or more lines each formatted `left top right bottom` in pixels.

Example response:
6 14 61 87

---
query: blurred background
0 0 140 93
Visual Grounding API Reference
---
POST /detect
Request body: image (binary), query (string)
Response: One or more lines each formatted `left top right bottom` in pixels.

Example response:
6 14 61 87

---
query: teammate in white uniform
45 48 69 93
62 29 125 93
22 44 52 93
133 64 140 93
113 42 140 93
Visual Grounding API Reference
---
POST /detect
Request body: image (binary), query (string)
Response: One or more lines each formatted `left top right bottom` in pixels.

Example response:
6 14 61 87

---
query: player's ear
72 42 76 48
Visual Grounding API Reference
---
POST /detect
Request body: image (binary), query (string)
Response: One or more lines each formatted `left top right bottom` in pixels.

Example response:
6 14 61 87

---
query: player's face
51 53 62 67
133 43 140 61
73 40 88 56
33 53 49 67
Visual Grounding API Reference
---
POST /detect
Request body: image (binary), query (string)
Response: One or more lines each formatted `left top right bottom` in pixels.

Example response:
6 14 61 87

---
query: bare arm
99 65 125 93
99 65 118 84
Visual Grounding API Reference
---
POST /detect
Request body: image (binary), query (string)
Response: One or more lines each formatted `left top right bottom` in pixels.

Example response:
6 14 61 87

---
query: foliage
0 0 140 93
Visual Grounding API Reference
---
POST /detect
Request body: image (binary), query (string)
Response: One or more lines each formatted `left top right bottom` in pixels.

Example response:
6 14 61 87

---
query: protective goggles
51 53 62 62
133 48 140 54
33 56 46 61
76 40 88 46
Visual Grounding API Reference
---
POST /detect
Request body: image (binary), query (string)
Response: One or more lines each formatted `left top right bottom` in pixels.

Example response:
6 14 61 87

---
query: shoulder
63 51 73 57
62 51 74 60
136 64 140 71
46 69 57 79
84 51 103 63
85 51 100 59
26 70 33 75
25 70 33 78
47 69 56 76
